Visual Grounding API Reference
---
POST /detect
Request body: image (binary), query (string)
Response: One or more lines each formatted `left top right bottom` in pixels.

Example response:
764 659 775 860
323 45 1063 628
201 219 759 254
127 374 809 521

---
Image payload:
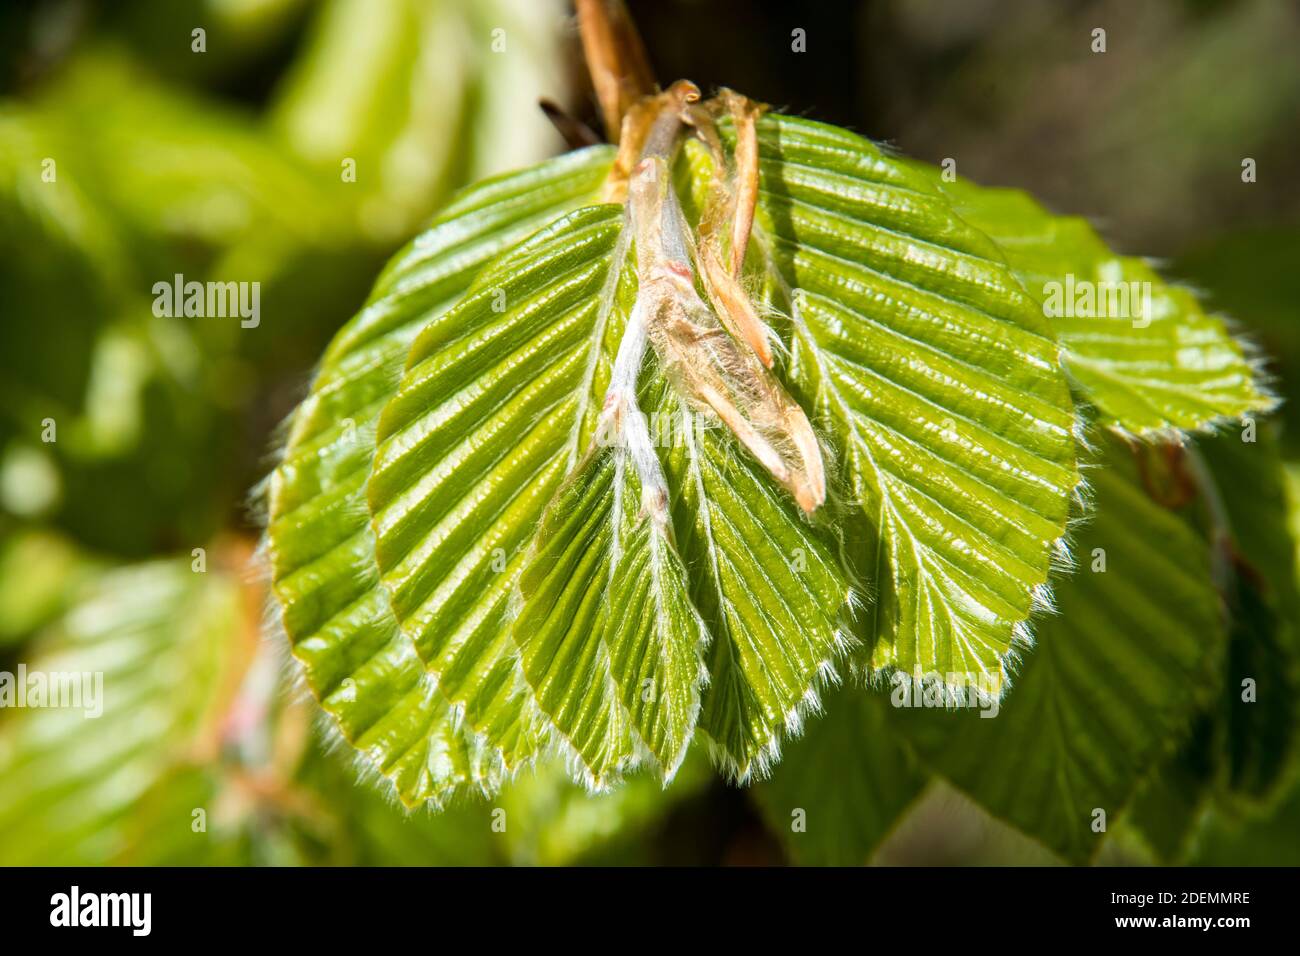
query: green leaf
513 442 709 785
278 97 1278 806
40 49 350 257
741 115 1080 683
266 147 614 805
0 561 244 865
297 745 714 866
1125 715 1216 863
1103 425 1299 861
0 530 104 645
753 684 927 865
493 754 714 865
1219 571 1295 802
897 435 1226 863
1198 425 1300 806
0 105 129 290
1 50 370 555
332 106 1100 791
368 150 855 784
918 165 1275 434
367 203 626 779
271 0 567 242
1187 775 1300 866
0 104 132 441
605 504 709 777
659 378 852 781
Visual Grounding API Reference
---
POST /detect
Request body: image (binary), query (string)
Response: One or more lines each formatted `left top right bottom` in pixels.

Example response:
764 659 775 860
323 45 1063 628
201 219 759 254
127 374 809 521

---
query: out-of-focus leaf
111 766 256 865
495 754 713 866
0 105 129 285
0 530 102 645
1125 715 1216 864
1187 773 1300 866
1172 228 1300 457
39 49 351 262
271 0 566 242
294 746 712 866
24 47 369 364
107 0 312 88
0 306 239 555
753 684 927 865
0 105 128 423
1199 426 1300 806
0 49 367 554
0 560 251 865
1120 424 1300 859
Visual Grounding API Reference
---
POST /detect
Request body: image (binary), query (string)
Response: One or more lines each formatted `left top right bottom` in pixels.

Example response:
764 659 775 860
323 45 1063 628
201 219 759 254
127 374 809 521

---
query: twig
576 0 655 144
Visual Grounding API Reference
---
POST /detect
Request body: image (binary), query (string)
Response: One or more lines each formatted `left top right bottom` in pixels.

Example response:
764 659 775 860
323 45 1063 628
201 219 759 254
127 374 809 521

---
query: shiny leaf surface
898 437 1225 862
266 148 613 804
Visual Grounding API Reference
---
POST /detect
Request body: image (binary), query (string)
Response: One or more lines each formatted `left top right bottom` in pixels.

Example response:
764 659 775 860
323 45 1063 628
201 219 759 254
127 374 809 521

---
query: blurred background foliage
1 0 1298 865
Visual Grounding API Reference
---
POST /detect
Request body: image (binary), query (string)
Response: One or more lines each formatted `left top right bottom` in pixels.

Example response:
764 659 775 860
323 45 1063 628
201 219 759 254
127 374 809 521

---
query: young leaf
739 115 1080 684
916 166 1275 434
266 147 614 804
274 89 1276 807
367 138 860 783
366 204 629 779
511 442 708 785
605 511 710 777
659 382 852 781
897 436 1226 863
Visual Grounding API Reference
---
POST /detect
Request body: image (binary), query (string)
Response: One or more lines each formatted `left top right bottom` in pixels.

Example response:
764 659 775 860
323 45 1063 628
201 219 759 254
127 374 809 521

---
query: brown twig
576 0 656 144
539 97 602 148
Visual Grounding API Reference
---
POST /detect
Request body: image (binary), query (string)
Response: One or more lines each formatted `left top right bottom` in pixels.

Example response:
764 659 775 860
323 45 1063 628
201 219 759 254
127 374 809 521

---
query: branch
576 0 656 143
